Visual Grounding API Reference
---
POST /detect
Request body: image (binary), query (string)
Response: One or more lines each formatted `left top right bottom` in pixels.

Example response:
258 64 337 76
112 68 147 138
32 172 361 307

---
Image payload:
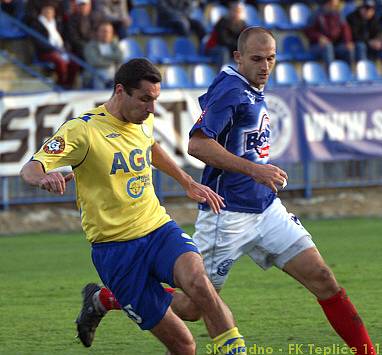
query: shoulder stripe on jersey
78 112 106 122
80 115 93 122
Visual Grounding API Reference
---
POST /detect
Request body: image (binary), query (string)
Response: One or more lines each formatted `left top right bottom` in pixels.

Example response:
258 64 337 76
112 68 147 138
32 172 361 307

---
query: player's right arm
20 118 89 195
188 129 287 193
20 161 74 195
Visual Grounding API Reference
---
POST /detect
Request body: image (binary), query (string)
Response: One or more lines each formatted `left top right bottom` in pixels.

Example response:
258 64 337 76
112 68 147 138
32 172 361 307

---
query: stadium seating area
1 0 382 91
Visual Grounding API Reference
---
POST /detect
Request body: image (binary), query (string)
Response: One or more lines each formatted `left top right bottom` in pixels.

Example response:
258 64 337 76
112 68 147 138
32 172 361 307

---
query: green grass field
1 218 381 355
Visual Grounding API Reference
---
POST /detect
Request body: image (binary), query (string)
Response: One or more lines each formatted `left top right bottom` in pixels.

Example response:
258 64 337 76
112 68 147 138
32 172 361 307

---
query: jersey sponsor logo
110 148 151 174
105 133 121 138
43 136 65 154
127 174 150 198
266 94 293 159
217 259 234 276
244 113 271 158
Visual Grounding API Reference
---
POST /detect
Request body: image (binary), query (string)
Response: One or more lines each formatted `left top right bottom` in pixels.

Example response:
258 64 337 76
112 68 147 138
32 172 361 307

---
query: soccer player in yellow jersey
20 58 246 355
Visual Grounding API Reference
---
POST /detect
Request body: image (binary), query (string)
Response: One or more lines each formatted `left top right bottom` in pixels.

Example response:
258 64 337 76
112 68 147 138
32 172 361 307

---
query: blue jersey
189 66 276 213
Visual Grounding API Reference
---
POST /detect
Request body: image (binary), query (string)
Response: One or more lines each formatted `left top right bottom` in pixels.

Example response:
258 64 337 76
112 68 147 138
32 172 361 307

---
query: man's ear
233 50 241 65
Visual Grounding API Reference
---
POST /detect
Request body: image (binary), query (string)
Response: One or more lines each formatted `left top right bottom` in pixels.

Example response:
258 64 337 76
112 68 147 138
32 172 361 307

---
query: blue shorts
91 221 199 330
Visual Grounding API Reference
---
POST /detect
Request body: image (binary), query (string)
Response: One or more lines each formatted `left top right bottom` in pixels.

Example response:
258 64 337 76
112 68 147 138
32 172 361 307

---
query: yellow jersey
33 105 171 243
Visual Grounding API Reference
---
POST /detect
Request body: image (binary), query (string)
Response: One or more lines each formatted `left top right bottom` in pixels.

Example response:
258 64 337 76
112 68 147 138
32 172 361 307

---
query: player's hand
38 172 74 195
251 164 288 193
184 179 225 214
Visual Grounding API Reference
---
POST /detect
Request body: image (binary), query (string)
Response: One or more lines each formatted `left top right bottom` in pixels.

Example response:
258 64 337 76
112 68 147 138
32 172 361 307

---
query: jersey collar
223 66 264 95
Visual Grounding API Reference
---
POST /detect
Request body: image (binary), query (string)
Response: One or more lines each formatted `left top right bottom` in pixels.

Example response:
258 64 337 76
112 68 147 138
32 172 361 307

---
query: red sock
98 287 121 310
97 287 174 312
318 288 375 355
164 287 176 294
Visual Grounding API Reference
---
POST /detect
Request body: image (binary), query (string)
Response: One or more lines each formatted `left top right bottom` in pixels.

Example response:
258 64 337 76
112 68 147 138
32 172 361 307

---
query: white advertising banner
0 89 206 176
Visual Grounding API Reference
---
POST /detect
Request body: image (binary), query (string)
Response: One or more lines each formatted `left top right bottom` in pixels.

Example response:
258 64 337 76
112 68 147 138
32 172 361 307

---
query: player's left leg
173 252 247 355
251 198 375 355
154 221 247 354
282 247 375 355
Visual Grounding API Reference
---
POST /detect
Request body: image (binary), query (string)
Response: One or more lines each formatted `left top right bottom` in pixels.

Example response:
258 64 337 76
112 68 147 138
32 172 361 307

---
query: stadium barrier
1 87 382 209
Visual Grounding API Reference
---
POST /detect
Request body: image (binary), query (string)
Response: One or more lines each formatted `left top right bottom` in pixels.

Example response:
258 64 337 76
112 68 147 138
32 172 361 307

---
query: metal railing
0 9 108 90
1 159 382 210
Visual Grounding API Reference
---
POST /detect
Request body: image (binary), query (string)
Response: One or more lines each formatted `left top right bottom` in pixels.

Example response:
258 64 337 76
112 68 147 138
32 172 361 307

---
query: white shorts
193 198 315 289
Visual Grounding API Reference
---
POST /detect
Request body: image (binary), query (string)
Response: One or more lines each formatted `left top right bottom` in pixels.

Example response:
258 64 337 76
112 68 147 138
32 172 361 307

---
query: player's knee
313 266 339 295
189 272 213 296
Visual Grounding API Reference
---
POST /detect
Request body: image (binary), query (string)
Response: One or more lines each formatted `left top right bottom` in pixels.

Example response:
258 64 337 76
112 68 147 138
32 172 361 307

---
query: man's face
41 6 55 21
234 33 276 89
360 6 375 20
78 2 91 16
118 80 160 124
97 23 114 43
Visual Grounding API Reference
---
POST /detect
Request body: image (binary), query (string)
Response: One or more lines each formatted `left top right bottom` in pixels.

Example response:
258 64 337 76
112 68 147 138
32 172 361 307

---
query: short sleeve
190 88 241 139
32 119 90 172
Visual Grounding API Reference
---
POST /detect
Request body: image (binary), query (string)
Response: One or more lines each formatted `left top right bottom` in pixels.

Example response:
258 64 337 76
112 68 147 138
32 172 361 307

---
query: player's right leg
75 283 122 347
150 306 196 355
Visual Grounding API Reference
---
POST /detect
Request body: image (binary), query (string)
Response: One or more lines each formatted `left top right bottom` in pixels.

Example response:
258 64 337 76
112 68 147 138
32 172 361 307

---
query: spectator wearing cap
83 21 123 89
64 0 102 59
305 0 356 65
346 0 382 60
28 2 79 88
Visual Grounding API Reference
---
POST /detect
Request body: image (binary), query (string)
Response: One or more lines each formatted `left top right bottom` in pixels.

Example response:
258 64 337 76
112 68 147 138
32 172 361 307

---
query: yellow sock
212 327 247 354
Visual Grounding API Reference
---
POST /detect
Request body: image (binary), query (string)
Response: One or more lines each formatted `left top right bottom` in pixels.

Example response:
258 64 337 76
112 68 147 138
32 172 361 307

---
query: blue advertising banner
265 87 302 163
296 85 382 161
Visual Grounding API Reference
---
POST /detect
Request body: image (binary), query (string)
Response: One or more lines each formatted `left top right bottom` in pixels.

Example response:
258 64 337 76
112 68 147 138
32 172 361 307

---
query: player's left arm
151 142 225 213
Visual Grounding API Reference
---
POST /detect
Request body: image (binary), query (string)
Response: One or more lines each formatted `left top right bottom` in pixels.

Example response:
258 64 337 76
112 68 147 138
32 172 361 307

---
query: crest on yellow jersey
43 136 65 154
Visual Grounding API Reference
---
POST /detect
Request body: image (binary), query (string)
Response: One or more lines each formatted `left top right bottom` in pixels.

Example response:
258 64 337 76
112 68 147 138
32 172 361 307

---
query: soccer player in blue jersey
20 58 247 355
181 26 374 355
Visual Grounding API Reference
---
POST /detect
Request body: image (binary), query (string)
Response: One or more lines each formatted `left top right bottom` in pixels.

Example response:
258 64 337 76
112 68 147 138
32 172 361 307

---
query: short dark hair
237 26 275 53
113 58 162 95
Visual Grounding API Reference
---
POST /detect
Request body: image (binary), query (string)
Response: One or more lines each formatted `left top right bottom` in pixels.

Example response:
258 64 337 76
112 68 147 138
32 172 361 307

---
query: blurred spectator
305 0 356 65
83 21 123 89
205 1 247 66
24 0 65 25
346 0 382 60
0 0 26 40
28 2 79 88
65 0 102 58
157 0 206 40
93 0 131 39
218 0 257 8
1 0 25 19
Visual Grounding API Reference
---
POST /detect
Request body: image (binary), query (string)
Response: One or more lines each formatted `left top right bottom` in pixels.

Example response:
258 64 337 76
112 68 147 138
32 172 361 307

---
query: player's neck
104 99 125 123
